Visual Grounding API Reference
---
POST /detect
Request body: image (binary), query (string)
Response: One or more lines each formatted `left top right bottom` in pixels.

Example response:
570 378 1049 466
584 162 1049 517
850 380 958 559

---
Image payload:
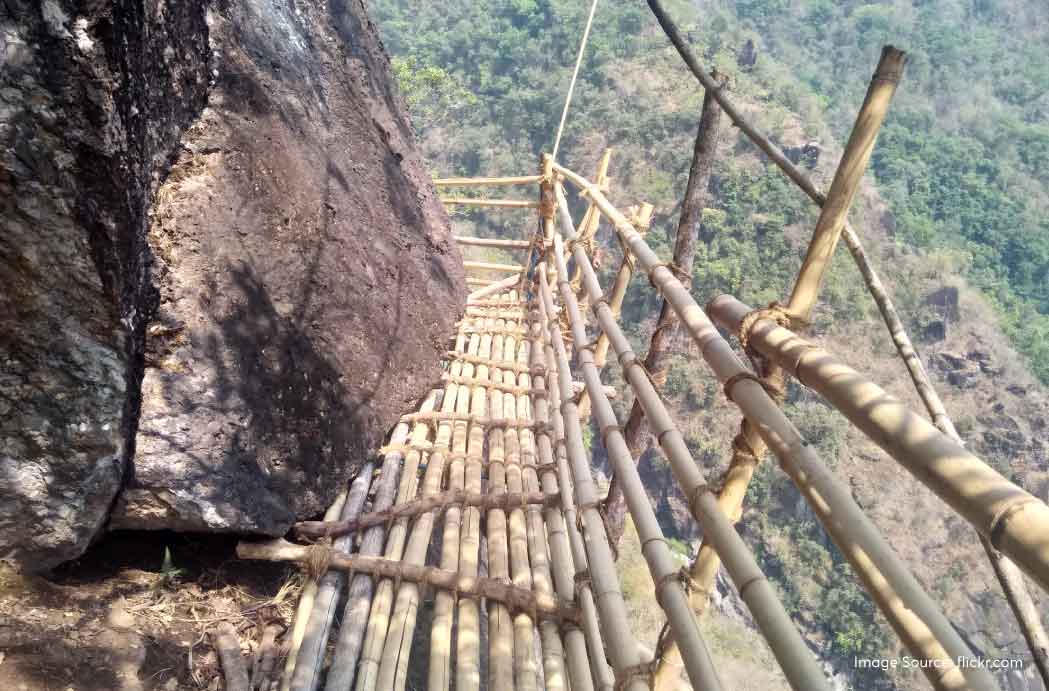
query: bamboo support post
708 296 1049 593
289 456 377 691
533 294 606 691
549 231 724 691
456 236 533 250
536 268 649 691
571 198 995 688
436 175 543 187
443 198 541 209
211 621 250 691
568 149 612 330
236 542 581 624
280 490 348 691
323 418 422 691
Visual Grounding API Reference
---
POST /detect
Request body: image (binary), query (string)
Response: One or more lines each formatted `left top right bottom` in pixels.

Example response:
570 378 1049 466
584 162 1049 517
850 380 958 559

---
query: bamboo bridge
234 4 1049 690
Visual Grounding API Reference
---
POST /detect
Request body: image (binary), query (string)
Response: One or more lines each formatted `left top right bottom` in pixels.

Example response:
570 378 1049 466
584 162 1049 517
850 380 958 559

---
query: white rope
551 0 599 161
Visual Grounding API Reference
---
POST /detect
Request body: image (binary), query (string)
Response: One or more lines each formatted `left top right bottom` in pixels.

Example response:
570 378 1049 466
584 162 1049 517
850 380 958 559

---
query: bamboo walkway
234 20 1049 691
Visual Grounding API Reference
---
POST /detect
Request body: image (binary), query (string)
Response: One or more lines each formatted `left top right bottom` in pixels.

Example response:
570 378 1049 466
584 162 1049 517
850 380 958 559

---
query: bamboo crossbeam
533 294 609 691
399 408 540 429
709 296 1049 594
549 233 724 691
443 197 540 208
465 260 528 273
468 274 522 301
444 350 545 373
456 236 533 249
537 269 649 691
295 489 558 540
569 220 990 689
236 541 581 624
435 175 543 187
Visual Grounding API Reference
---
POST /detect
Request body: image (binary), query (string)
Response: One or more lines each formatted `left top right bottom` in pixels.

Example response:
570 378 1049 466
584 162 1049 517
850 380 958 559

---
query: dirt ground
0 532 298 691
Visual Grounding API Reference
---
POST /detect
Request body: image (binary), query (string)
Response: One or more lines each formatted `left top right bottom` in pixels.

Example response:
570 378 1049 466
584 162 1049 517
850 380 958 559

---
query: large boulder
1 0 464 569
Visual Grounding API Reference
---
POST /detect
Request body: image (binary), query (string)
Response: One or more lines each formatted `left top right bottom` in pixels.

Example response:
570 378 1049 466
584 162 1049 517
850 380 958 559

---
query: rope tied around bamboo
733 300 796 403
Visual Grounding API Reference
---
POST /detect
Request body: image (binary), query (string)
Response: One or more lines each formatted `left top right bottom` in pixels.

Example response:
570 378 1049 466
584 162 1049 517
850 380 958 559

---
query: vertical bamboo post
605 72 726 548
537 269 648 691
290 459 378 691
569 149 613 328
549 232 724 691
533 296 606 691
324 416 420 690
281 489 350 691
787 46 906 322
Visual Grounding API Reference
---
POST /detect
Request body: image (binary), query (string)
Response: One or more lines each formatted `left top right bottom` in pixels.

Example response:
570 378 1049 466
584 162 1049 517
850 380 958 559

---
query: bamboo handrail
237 542 581 624
537 270 648 691
442 197 540 208
549 233 725 691
464 260 527 273
455 236 533 249
709 296 1049 592
435 175 543 187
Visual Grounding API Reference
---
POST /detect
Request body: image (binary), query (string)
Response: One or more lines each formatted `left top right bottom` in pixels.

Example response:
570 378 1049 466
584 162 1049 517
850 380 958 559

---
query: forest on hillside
376 1 1049 688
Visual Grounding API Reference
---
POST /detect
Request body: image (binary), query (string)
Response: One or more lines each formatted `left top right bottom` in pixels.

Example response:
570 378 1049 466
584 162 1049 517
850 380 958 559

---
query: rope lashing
647 261 691 290
305 540 334 581
613 661 656 691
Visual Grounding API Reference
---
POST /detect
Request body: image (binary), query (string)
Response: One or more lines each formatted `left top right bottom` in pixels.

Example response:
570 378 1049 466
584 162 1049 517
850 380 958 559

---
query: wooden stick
468 274 522 302
435 175 542 187
251 621 282 691
211 622 250 691
443 198 540 208
456 236 533 249
236 541 581 625
280 490 347 691
464 260 527 273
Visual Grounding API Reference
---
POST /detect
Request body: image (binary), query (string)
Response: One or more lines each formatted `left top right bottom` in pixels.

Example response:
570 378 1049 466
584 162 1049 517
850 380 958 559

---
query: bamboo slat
456 236 533 249
443 198 540 208
464 260 527 273
468 274 522 301
435 175 543 187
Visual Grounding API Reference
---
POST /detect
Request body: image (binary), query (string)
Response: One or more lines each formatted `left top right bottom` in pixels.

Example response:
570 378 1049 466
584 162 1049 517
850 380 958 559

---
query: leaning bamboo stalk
553 173 834 690
549 234 724 691
536 269 648 691
709 296 1049 593
528 304 599 691
435 175 543 187
289 457 378 691
354 380 449 690
606 73 726 551
487 298 516 691
568 150 613 332
504 332 540 691
374 330 472 691
568 232 989 690
518 327 568 691
237 542 581 624
535 283 617 691
431 324 483 691
456 309 497 690
322 415 420 691
281 489 348 691
457 236 533 250
443 198 540 209
468 273 523 301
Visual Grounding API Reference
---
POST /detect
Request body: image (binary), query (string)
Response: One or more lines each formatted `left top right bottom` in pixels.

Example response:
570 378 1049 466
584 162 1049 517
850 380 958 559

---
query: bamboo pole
456 236 533 250
568 149 613 329
289 457 378 691
550 232 725 691
709 296 1049 593
531 296 602 691
465 260 527 273
280 490 348 691
486 294 515 691
237 543 581 624
431 322 482 691
443 198 540 209
604 75 726 550
436 175 543 187
354 378 449 691
322 414 423 691
504 329 540 691
456 307 498 690
569 223 992 690
468 274 523 301
537 269 649 691
375 322 475 691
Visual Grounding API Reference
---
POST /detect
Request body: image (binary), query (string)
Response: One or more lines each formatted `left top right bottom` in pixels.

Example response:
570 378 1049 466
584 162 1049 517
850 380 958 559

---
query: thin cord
551 0 599 161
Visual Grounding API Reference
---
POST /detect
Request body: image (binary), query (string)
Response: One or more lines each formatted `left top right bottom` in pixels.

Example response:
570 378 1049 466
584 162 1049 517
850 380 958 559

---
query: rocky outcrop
1 0 464 569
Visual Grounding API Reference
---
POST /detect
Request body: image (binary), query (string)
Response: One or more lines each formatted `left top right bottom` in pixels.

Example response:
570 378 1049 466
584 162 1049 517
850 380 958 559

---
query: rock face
1 0 463 568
